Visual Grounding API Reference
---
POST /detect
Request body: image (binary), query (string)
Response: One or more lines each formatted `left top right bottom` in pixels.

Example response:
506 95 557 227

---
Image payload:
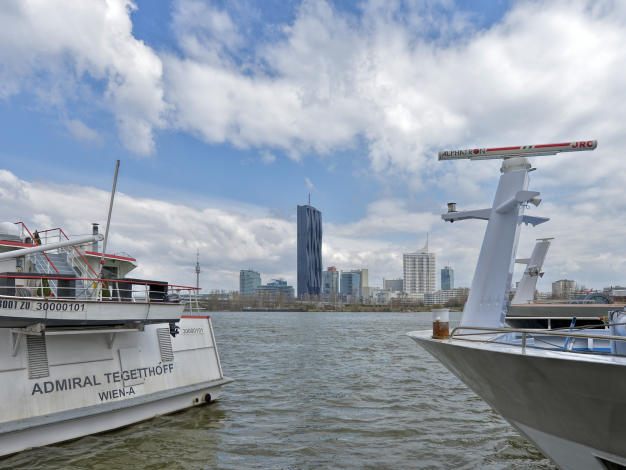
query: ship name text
31 363 175 399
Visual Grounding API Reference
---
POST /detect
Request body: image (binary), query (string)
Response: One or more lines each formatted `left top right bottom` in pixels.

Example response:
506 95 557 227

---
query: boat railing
14 222 62 278
33 227 66 245
0 273 199 304
449 324 626 356
19 225 99 280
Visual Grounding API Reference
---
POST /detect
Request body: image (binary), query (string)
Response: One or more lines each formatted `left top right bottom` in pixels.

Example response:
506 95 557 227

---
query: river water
3 312 554 469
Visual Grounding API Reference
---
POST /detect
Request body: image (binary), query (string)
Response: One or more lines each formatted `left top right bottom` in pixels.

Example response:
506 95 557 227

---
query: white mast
99 160 120 278
440 140 597 328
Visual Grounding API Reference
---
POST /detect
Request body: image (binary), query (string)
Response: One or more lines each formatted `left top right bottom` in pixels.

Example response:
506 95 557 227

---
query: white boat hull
0 316 232 456
408 330 626 470
0 380 227 456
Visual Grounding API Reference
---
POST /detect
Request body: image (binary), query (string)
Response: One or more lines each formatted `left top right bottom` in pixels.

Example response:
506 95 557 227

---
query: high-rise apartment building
297 204 322 298
322 266 339 298
403 240 436 294
441 266 454 290
239 269 261 296
359 268 369 298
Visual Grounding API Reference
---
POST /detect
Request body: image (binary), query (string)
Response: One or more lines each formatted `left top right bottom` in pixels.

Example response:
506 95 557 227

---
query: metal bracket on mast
521 215 549 226
496 190 540 214
442 208 491 222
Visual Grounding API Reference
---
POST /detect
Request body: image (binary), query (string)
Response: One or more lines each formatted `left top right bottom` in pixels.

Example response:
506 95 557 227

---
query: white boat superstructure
0 224 190 327
0 219 232 456
407 140 626 469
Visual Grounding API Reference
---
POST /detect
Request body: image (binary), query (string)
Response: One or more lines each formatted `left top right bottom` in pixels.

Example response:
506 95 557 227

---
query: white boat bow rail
446 322 626 355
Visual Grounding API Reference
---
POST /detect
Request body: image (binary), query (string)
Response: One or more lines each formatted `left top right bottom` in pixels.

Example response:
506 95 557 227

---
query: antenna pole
195 249 201 290
99 160 120 278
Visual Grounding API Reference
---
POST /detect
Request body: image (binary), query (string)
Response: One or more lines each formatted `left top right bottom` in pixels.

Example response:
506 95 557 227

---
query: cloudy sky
0 0 624 292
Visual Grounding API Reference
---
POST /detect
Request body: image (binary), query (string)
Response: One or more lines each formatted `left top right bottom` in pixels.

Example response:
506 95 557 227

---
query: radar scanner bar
438 140 597 161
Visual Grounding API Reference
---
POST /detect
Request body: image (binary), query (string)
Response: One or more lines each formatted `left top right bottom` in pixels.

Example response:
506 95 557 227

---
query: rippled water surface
3 312 554 469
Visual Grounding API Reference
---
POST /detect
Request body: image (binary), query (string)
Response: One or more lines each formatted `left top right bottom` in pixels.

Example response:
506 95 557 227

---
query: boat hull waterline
408 331 626 469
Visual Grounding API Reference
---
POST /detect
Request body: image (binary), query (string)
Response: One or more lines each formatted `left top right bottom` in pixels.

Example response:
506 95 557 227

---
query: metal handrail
0 273 199 304
14 221 61 275
450 326 626 342
449 325 626 355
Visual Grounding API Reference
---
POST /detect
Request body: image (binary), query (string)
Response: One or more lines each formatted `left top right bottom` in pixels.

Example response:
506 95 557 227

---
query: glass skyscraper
322 266 339 298
297 204 322 298
441 266 454 290
239 269 261 296
340 270 362 299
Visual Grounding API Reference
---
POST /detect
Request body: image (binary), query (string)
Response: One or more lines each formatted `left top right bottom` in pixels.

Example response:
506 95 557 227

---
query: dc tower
297 198 322 299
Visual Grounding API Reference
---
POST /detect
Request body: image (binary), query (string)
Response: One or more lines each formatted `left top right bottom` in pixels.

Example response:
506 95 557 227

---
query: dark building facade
441 266 455 291
297 204 322 298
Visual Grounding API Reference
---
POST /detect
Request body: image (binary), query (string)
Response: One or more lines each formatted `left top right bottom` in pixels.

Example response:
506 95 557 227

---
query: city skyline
0 1 624 292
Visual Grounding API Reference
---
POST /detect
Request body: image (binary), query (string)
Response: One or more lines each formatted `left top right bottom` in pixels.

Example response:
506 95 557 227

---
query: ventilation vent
27 334 50 379
157 328 174 362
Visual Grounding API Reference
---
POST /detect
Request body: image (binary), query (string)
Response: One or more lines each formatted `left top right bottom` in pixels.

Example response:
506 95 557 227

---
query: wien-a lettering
98 386 136 401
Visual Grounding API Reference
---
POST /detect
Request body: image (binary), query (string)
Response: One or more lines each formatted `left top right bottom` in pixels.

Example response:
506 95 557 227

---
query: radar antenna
441 140 597 328
438 140 597 161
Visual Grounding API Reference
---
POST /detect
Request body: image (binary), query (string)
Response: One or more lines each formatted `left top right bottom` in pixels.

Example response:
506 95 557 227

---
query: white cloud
163 0 626 189
4 0 626 182
260 151 277 164
0 170 294 290
65 119 101 143
172 0 243 63
304 177 315 192
329 199 438 238
0 0 165 155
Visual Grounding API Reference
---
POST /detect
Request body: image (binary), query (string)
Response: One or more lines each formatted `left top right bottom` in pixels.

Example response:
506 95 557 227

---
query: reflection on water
2 312 554 469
